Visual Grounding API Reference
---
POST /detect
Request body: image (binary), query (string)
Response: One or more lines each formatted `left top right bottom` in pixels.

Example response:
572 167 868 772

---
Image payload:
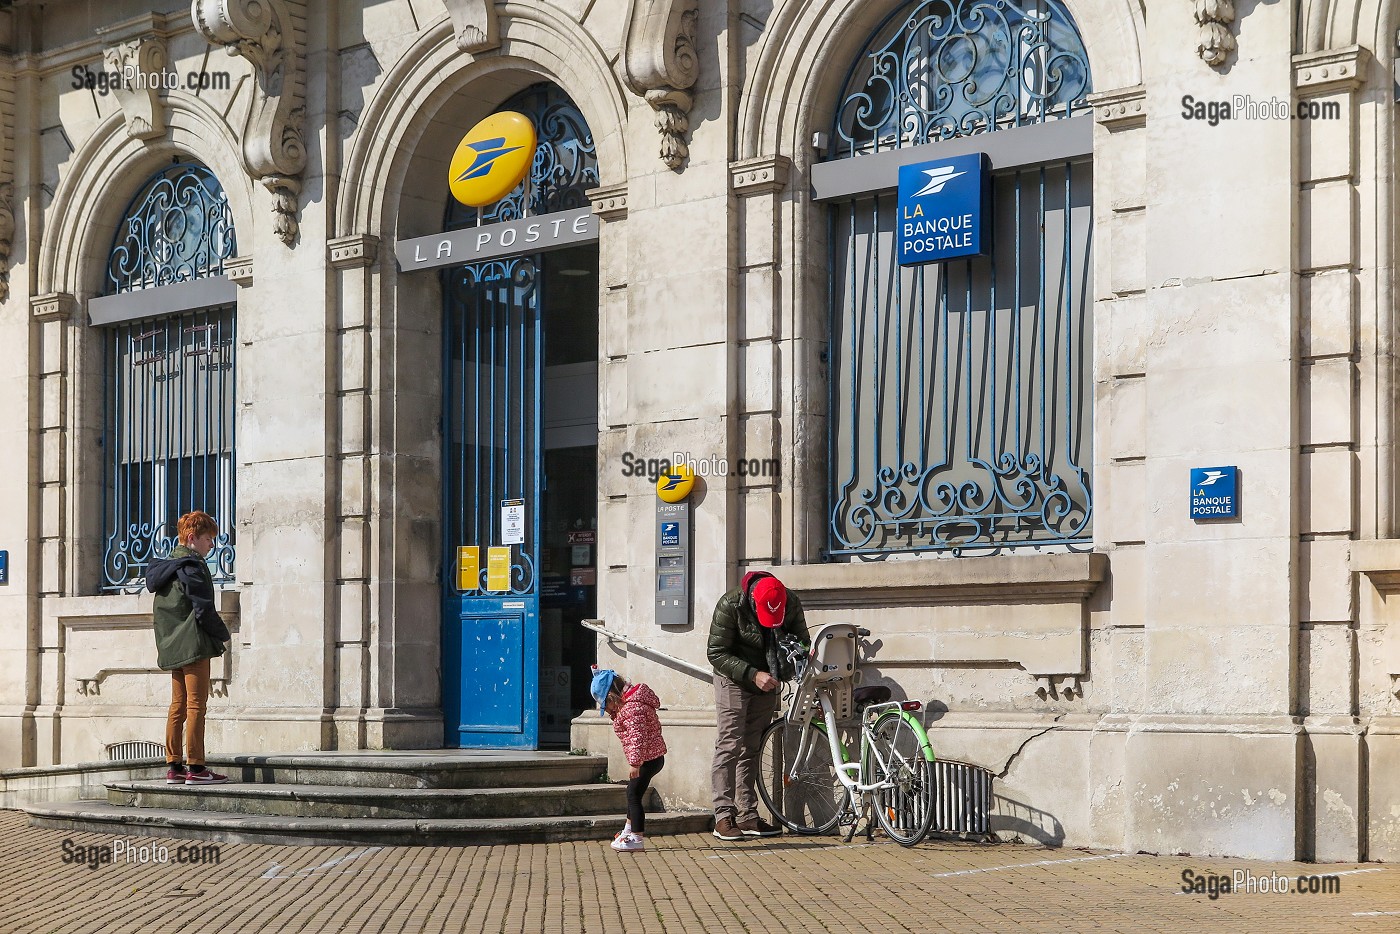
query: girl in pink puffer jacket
591 667 667 852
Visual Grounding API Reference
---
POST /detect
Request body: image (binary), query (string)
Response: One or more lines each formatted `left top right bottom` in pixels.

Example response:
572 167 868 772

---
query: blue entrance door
443 258 541 748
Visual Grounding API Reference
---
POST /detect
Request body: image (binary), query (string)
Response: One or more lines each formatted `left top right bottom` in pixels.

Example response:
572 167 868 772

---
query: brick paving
1 809 1396 933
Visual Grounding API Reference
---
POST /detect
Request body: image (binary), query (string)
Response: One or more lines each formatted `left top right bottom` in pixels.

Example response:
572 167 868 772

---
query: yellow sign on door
456 546 479 591
486 546 512 592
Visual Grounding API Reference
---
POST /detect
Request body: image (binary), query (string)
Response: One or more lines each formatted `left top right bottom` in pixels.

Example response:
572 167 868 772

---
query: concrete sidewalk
1 809 1395 933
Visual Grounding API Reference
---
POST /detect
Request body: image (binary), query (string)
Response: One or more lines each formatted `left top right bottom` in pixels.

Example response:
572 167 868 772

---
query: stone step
106 780 653 820
198 752 608 789
26 801 714 847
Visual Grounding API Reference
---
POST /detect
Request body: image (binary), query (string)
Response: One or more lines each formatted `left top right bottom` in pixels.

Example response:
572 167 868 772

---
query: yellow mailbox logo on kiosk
655 464 696 503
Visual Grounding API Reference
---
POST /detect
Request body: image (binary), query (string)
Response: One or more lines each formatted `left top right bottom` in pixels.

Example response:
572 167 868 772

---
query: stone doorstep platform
24 802 713 847
18 750 712 846
105 780 649 819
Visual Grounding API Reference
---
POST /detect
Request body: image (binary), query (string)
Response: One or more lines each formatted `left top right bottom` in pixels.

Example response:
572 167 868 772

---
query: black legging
626 756 665 834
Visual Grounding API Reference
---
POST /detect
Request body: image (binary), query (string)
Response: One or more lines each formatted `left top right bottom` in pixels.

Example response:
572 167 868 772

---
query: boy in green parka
147 511 231 784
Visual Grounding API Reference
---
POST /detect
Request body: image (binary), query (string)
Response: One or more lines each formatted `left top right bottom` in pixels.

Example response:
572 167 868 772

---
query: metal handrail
580 619 711 681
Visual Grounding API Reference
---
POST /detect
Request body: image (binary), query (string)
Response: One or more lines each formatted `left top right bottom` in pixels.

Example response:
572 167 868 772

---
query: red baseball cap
752 577 788 628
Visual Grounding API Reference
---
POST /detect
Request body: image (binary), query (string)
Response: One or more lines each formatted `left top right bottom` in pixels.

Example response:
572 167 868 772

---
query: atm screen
657 573 684 593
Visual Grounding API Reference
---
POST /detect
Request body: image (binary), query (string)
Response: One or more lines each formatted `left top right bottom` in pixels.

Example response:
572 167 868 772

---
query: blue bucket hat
590 667 617 716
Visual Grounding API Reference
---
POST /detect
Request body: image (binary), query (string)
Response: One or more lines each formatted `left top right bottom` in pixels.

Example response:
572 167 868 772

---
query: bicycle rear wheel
757 717 848 835
868 712 935 846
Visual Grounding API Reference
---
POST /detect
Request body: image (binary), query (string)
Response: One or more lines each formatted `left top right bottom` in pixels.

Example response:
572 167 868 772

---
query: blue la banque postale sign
1190 466 1239 520
897 152 990 266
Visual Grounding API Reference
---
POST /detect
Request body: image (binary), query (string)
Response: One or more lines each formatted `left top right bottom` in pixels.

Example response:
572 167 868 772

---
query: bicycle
756 623 937 846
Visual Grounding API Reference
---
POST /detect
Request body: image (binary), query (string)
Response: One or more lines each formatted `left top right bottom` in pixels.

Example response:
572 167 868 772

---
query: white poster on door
501 499 525 545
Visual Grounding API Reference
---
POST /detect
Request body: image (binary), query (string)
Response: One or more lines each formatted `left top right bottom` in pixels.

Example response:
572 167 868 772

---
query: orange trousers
165 657 211 767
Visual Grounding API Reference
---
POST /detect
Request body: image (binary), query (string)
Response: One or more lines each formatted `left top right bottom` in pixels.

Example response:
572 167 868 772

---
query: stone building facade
0 0 1397 862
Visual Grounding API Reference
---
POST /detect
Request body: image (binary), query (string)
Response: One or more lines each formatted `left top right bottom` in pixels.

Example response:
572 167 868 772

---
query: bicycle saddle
852 684 891 708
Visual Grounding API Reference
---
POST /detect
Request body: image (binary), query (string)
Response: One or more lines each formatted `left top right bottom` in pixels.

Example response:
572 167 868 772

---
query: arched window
101 163 238 590
832 0 1091 157
826 1 1093 557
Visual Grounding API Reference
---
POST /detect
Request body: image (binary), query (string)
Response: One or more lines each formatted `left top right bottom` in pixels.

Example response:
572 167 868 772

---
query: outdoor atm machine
655 465 695 626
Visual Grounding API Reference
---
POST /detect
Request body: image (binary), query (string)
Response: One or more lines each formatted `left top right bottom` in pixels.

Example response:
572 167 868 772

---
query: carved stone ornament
1194 0 1237 67
443 0 499 54
0 183 13 303
191 0 307 245
103 35 168 140
623 0 700 170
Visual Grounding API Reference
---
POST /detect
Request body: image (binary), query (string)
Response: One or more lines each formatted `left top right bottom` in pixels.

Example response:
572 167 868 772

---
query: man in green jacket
707 571 810 840
147 511 232 785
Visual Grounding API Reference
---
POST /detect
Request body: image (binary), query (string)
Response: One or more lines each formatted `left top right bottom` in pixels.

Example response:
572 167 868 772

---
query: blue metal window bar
826 1 1093 557
441 83 596 595
444 259 542 595
101 163 237 590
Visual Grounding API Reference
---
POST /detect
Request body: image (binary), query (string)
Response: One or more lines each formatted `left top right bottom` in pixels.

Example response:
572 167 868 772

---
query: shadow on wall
853 668 1068 846
992 792 1065 847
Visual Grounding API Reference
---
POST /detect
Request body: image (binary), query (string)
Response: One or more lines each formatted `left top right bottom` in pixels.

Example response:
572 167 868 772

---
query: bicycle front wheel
868 712 935 846
757 717 848 835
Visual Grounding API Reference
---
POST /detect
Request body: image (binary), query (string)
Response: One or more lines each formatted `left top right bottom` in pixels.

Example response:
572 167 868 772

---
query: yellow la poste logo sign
448 111 537 208
656 464 696 503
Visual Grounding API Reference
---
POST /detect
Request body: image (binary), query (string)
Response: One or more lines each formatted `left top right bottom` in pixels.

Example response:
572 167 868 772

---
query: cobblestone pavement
2 810 1397 933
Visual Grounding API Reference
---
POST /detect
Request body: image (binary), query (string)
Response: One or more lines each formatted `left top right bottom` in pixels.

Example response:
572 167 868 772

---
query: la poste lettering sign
897 152 990 266
1190 466 1239 520
395 207 598 272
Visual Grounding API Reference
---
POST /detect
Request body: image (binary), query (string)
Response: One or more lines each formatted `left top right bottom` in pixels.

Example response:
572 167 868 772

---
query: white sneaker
611 832 645 852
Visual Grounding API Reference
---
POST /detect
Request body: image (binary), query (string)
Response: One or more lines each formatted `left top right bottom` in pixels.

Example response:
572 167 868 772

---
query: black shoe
737 816 782 837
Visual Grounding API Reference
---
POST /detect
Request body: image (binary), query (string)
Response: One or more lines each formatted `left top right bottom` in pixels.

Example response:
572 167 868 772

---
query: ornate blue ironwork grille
444 84 600 230
832 0 1091 158
827 1 1092 557
107 164 236 292
101 164 237 590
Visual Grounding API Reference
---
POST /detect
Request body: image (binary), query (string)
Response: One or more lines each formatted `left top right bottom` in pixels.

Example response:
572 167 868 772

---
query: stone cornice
328 234 380 270
1293 45 1367 95
730 156 791 196
31 292 77 322
766 552 1107 608
1088 85 1146 131
13 11 197 79
94 11 175 44
587 184 628 222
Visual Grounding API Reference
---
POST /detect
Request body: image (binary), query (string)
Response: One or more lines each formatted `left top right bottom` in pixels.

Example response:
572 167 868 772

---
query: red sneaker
185 767 228 785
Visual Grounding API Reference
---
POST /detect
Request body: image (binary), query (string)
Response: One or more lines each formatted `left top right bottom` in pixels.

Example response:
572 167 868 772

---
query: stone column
1126 1 1300 860
29 293 77 764
1086 82 1147 850
729 156 790 571
328 234 376 750
1292 45 1367 863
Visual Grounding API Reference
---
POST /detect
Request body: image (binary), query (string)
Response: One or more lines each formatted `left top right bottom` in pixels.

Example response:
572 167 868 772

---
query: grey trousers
711 674 779 821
